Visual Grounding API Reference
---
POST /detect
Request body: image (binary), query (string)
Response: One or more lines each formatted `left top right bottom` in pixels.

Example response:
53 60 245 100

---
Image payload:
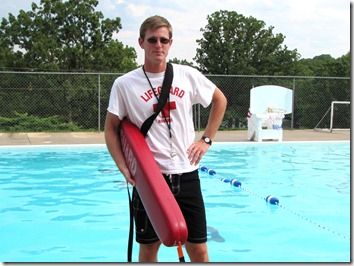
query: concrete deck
0 129 350 146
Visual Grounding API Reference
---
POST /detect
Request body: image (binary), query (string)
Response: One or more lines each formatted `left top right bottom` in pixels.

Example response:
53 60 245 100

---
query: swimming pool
0 142 350 262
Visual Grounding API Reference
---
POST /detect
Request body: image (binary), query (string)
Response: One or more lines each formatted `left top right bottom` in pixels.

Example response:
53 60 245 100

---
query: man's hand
187 140 210 165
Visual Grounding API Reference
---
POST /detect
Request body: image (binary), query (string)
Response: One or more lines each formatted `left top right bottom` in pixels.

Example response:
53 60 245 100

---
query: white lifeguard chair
247 85 293 142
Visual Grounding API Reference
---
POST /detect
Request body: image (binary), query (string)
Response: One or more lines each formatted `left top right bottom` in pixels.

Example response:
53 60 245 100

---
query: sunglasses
146 37 171 44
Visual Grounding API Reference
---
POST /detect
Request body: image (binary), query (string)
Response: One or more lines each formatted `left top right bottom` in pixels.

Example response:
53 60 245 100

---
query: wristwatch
201 136 212 145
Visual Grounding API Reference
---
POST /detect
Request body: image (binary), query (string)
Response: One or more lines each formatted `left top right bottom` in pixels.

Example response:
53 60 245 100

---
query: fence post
98 74 101 132
291 77 295 130
198 104 201 131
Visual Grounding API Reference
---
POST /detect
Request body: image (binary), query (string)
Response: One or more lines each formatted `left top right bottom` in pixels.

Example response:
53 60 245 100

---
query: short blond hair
139 15 173 40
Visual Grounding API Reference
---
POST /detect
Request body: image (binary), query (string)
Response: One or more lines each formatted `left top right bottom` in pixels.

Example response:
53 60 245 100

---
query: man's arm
187 87 227 165
104 112 135 186
202 87 227 140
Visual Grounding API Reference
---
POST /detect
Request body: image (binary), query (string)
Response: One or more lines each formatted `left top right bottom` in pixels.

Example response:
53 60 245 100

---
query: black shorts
132 169 207 245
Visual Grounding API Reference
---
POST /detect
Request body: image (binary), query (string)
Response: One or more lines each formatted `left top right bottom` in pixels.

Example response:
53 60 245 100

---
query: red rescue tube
120 119 188 247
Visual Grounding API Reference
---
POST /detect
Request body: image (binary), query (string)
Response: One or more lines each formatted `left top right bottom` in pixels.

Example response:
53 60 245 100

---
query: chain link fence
0 71 350 132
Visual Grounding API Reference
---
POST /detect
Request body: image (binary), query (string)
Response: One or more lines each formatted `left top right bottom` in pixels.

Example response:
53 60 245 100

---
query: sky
0 0 351 65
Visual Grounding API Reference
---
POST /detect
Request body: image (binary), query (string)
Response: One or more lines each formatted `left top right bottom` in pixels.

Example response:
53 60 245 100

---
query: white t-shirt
107 63 216 174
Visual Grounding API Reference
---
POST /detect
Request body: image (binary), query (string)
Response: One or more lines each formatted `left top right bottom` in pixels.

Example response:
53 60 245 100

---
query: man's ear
138 37 144 48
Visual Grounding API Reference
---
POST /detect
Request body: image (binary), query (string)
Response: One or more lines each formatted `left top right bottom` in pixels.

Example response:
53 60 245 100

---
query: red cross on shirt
153 101 176 116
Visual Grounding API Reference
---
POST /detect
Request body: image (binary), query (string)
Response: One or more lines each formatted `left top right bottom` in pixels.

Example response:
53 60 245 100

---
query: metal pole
198 104 201 131
329 101 334 133
98 74 101 132
193 105 196 130
291 77 295 130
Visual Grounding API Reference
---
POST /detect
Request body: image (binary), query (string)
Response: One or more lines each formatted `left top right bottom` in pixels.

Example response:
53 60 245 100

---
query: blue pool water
0 141 350 262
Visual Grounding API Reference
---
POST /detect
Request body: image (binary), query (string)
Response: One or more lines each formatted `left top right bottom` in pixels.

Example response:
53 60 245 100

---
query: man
105 15 227 262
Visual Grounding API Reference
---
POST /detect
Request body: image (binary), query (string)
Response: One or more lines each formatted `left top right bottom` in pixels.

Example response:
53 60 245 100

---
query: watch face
205 137 210 142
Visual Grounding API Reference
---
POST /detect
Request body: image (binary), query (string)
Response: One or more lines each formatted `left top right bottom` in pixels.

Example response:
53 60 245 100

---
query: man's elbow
105 112 120 135
216 91 227 111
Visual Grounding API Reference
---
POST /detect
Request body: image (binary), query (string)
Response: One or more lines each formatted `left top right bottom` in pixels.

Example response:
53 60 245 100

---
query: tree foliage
0 112 83 132
295 52 350 77
0 0 137 72
195 10 300 75
168 57 194 67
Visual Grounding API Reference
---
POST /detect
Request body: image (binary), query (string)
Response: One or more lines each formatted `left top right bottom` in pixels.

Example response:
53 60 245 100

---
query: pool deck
0 129 350 146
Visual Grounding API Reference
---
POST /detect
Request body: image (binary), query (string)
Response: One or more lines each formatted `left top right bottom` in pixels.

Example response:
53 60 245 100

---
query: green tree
194 10 300 75
293 53 350 128
296 52 350 77
0 0 139 130
335 52 350 77
168 57 195 67
0 0 137 72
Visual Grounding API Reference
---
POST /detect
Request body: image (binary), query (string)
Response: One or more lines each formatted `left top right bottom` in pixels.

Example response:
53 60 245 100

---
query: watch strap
201 135 212 145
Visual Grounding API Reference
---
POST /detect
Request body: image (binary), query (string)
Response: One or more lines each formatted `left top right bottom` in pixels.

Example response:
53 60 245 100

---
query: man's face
139 26 172 65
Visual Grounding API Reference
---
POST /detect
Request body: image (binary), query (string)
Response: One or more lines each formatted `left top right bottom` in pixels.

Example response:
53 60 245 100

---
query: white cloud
125 3 149 17
97 0 121 13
